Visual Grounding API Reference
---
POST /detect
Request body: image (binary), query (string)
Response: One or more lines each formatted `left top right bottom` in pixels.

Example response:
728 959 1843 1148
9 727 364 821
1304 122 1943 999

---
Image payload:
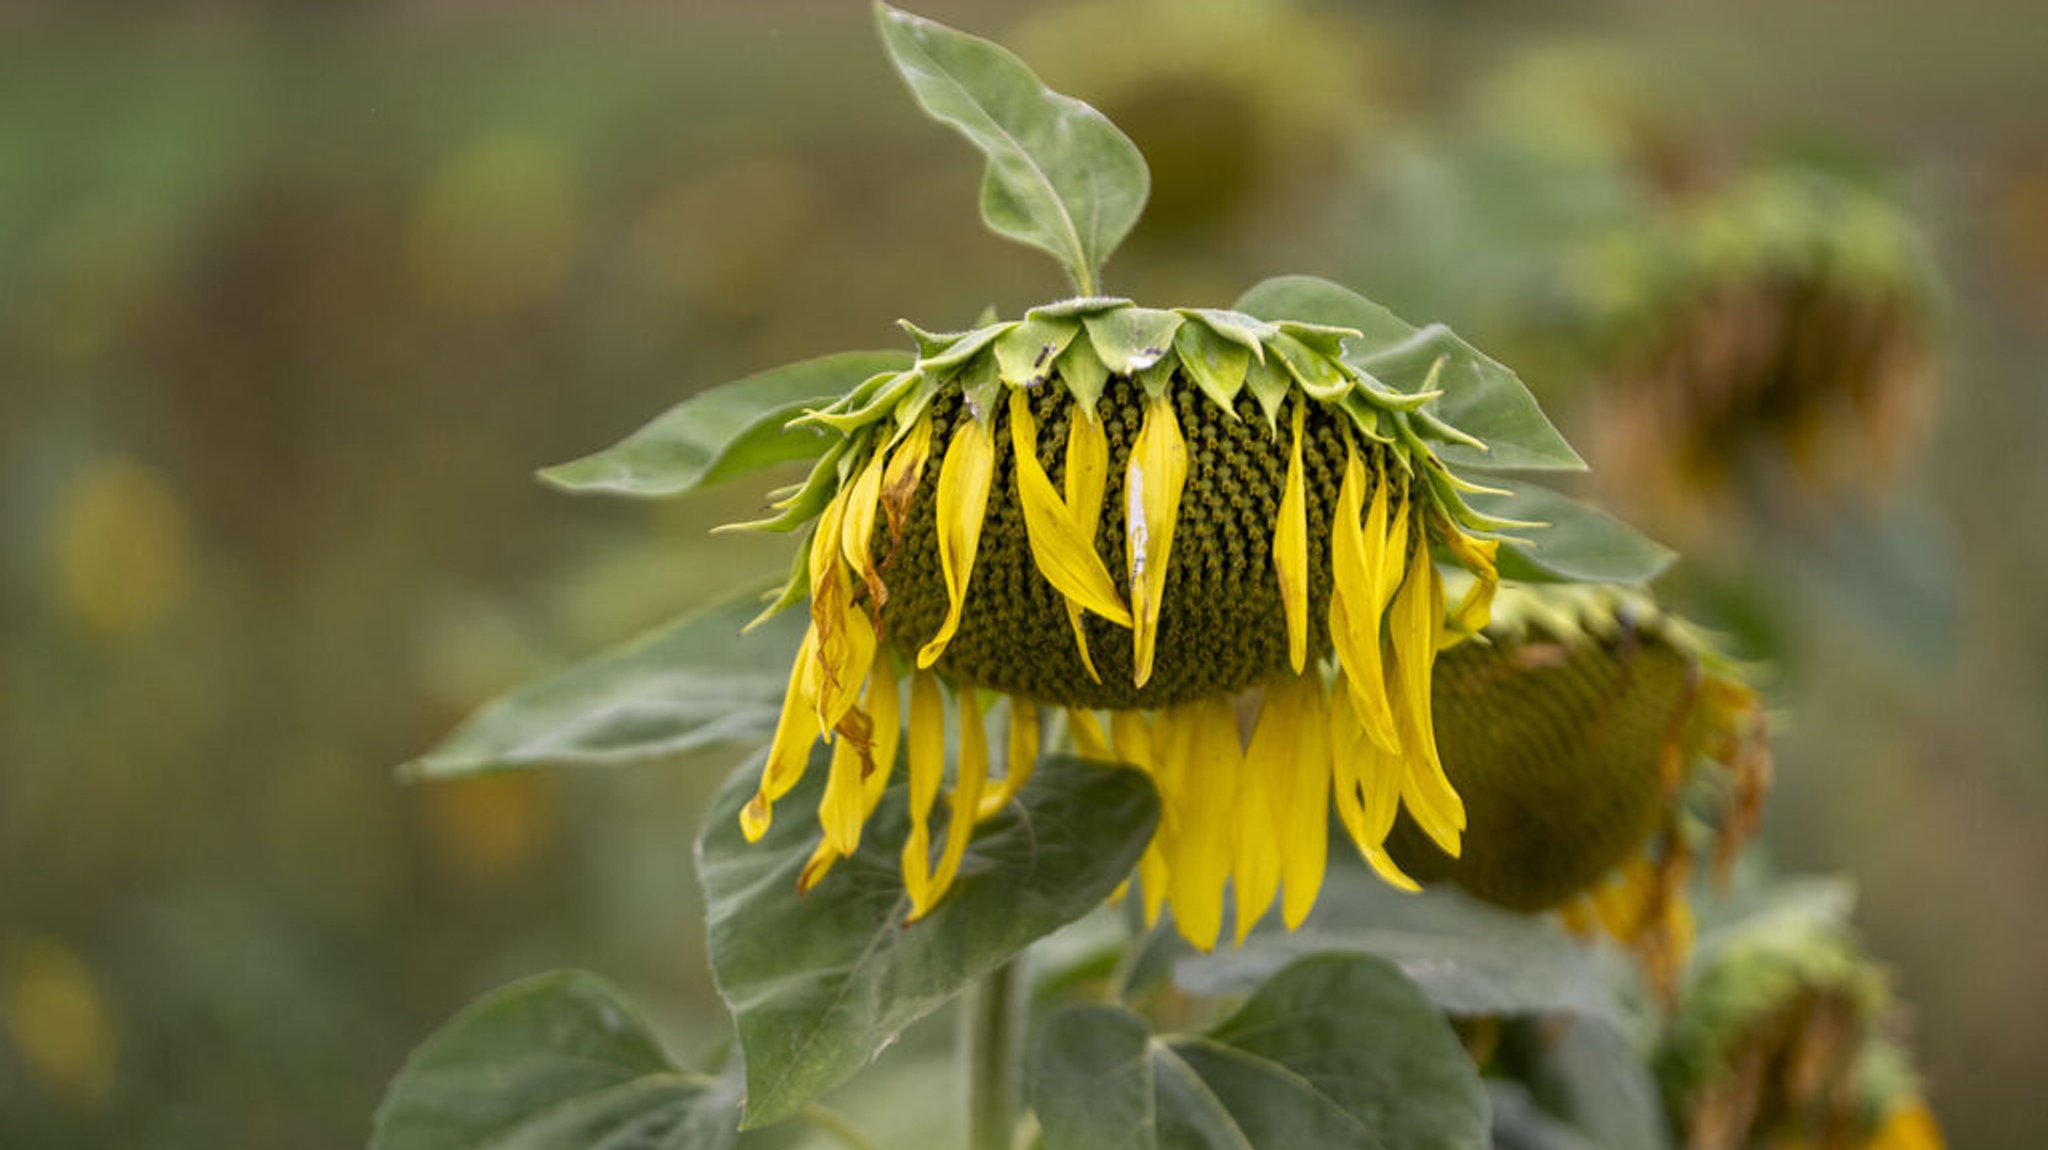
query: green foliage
370 972 742 1150
697 749 1159 1128
1176 867 1636 1031
1031 954 1490 1150
875 2 1148 295
1476 481 1676 586
404 595 799 781
540 351 910 498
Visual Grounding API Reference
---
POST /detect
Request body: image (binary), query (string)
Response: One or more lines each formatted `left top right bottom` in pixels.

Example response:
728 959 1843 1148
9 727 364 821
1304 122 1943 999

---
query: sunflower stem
964 959 1021 1150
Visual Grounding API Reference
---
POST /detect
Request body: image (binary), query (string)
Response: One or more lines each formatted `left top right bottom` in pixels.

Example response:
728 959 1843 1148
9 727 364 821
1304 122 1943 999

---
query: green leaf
1472 481 1676 585
539 351 908 498
403 595 804 781
1082 306 1184 376
1174 873 1634 1031
1515 1021 1672 1150
699 750 1158 1128
370 971 741 1150
1487 1083 1604 1150
1031 953 1490 1150
875 3 1148 295
1235 276 1584 472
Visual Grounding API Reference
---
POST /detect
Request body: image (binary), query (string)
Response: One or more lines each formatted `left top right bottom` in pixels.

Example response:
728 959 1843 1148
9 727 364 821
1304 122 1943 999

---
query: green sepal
1083 306 1184 376
1056 331 1111 416
798 367 923 433
717 438 848 533
1180 307 1275 360
1174 319 1251 415
1028 295 1133 320
1244 354 1293 429
958 351 1004 422
919 321 1012 373
1476 481 1677 585
1266 330 1352 401
1271 318 1361 359
995 314 1082 386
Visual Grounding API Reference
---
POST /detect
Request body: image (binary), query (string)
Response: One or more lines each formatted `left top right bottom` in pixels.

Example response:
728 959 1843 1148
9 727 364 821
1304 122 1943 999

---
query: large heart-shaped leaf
1031 953 1490 1150
370 971 742 1150
699 750 1158 1128
1235 275 1583 472
1174 871 1635 1031
1512 1020 1671 1150
1472 481 1675 586
875 3 1148 295
540 350 909 498
404 595 803 781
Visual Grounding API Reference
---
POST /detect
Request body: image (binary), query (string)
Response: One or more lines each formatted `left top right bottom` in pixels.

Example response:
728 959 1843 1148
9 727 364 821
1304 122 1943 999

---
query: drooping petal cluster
734 298 1519 948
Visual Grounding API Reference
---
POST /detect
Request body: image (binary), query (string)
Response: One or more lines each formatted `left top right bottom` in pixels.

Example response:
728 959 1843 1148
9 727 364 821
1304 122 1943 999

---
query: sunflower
1375 583 1769 989
729 297 1536 951
1660 911 1945 1150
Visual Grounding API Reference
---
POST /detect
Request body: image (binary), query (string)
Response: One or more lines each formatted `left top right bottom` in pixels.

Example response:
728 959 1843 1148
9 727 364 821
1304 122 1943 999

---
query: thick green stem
964 961 1021 1150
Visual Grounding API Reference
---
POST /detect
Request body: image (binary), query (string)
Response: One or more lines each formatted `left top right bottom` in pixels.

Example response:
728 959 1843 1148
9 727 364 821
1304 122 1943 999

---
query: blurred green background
3 1 2044 1146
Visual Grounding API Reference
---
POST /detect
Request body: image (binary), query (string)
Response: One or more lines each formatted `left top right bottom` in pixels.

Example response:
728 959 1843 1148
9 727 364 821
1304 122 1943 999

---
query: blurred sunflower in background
1590 168 1941 531
728 298 1523 952
1661 907 1945 1150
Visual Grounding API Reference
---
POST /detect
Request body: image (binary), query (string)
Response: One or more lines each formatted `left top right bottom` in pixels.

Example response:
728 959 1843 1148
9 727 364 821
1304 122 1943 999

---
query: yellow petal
978 697 1039 820
917 419 996 668
1874 1102 1946 1150
1241 677 1320 939
880 416 934 550
900 670 945 912
819 737 866 856
1167 699 1238 952
912 686 989 921
1271 676 1332 929
1273 403 1311 674
1440 531 1500 649
1328 669 1423 891
1009 389 1133 630
1112 710 1172 926
838 447 889 609
1066 708 1112 761
1327 443 1401 754
743 625 824 842
1125 397 1187 688
1388 537 1466 855
1063 409 1115 682
800 666 901 894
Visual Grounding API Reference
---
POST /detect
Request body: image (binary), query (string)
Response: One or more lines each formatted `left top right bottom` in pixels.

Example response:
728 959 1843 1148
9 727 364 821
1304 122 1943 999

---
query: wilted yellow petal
1067 708 1112 761
1874 1102 1946 1150
1112 710 1172 925
839 447 888 609
1273 403 1311 674
819 738 866 856
1240 677 1318 939
1270 677 1333 929
913 688 989 921
978 697 1039 820
1063 411 1114 681
1327 444 1399 753
1009 389 1133 632
917 419 996 668
1388 536 1466 854
881 416 934 549
1440 531 1500 648
1126 398 1188 688
744 625 824 842
798 667 900 894
900 671 945 912
1167 699 1239 952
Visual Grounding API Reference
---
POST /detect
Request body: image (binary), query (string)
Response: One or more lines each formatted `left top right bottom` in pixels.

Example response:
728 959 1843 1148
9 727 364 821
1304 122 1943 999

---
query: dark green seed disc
1384 622 1699 911
876 375 1371 711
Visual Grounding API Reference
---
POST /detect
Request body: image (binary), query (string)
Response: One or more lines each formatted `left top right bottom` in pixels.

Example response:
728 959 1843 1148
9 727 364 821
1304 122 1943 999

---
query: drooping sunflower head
1594 167 1939 515
1658 912 1940 1150
735 296 1555 945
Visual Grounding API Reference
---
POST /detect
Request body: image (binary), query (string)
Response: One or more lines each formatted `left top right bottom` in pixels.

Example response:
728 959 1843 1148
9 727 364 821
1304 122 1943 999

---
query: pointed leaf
1471 481 1676 585
875 3 1148 294
1174 321 1251 413
404 595 804 781
540 351 908 498
1174 870 1634 1030
1236 276 1584 472
700 751 1158 1128
1033 953 1490 1150
995 314 1081 386
370 971 742 1150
